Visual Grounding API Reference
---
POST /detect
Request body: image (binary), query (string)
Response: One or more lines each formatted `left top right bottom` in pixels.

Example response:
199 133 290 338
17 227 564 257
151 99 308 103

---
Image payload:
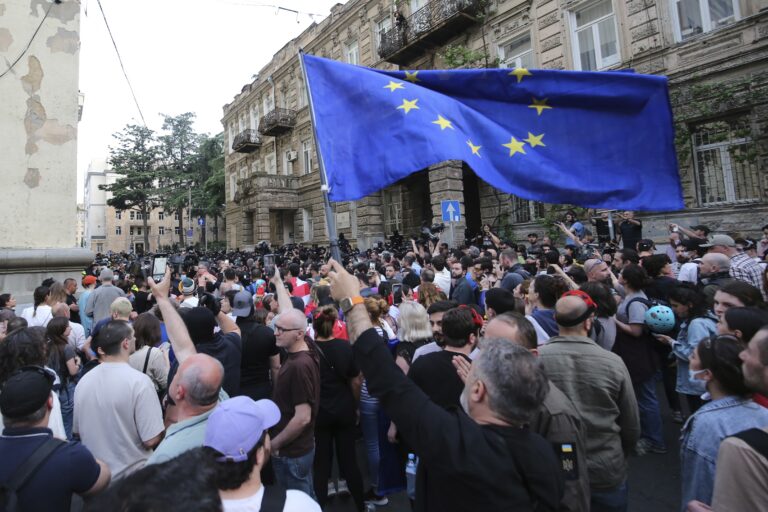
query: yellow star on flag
466 140 482 157
509 67 532 83
528 97 552 116
384 81 404 92
404 70 421 83
432 115 454 130
397 98 419 114
502 136 526 156
525 132 546 148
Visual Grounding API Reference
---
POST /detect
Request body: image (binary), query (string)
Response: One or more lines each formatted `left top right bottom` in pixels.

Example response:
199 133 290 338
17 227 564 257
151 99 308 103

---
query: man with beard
413 300 458 362
674 242 700 283
584 258 624 297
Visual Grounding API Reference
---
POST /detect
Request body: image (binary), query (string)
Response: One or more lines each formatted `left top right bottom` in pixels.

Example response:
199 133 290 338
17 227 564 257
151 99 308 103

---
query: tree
198 133 225 242
100 124 161 251
158 112 203 246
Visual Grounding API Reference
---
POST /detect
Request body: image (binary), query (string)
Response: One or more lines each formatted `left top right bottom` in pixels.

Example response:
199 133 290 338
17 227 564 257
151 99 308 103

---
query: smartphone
152 254 168 282
263 254 276 278
369 262 376 271
392 283 402 297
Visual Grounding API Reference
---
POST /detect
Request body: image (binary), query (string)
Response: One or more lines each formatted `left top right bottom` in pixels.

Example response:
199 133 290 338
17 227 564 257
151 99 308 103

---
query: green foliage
441 44 491 69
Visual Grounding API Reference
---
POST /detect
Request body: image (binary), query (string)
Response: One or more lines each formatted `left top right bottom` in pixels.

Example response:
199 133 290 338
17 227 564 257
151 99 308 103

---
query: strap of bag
311 338 347 384
260 484 287 512
142 347 153 374
4 437 64 512
731 428 768 461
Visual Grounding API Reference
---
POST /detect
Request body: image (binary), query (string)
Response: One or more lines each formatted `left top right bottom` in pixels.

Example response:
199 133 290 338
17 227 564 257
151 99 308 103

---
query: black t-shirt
133 290 152 314
238 319 279 392
67 293 81 324
408 350 471 410
315 338 359 422
619 220 643 251
185 332 242 397
0 427 100 510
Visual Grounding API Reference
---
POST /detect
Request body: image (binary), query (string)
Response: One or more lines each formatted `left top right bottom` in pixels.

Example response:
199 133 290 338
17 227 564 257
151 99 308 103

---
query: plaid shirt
729 252 767 299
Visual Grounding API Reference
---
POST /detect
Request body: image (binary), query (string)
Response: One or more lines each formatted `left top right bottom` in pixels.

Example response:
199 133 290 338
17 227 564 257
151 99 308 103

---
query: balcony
232 129 262 153
378 0 485 65
258 108 297 137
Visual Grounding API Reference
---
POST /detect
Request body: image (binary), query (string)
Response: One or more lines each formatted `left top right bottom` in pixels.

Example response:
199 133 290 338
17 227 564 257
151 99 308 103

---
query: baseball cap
0 366 54 419
290 296 306 312
82 275 97 286
204 396 281 462
485 288 517 315
99 268 114 281
699 234 736 248
231 290 253 318
181 277 196 295
637 239 655 252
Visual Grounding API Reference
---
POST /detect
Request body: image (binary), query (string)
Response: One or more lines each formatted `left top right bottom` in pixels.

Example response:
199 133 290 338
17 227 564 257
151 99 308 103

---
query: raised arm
270 271 294 314
148 266 196 363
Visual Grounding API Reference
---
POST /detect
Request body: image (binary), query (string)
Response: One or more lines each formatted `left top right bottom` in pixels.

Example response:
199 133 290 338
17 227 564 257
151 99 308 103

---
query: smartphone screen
152 254 168 282
264 254 275 267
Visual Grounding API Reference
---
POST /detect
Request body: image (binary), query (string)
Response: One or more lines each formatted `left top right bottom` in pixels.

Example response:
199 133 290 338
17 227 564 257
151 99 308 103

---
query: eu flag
302 53 683 211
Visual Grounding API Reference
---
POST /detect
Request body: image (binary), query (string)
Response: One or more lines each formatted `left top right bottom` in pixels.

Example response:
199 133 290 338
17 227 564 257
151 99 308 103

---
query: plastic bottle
405 453 417 500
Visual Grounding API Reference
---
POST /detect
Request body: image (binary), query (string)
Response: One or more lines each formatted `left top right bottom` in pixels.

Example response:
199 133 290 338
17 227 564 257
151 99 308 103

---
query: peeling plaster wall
0 0 80 249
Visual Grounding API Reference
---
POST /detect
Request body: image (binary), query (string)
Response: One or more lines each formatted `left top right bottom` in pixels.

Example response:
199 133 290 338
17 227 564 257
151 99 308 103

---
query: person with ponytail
20 285 53 327
310 306 365 510
46 317 80 439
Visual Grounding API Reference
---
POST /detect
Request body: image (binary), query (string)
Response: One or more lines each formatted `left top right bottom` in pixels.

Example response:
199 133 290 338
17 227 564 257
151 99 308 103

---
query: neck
219 471 262 500
444 343 472 356
287 340 309 354
471 407 514 428
316 335 333 342
176 401 217 422
100 353 129 364
707 380 730 401
558 327 588 337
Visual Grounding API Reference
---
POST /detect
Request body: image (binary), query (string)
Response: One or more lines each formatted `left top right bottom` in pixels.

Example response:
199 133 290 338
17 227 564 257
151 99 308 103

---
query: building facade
84 160 225 253
222 0 768 250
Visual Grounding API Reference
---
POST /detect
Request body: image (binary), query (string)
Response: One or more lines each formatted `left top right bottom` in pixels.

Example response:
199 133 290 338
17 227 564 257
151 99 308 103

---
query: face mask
689 368 707 381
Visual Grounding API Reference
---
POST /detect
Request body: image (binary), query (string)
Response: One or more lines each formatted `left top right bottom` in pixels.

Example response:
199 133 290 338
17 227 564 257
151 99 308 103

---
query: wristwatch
340 296 364 314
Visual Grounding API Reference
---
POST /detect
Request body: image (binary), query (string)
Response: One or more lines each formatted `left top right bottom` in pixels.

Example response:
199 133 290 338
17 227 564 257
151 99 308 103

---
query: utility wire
96 0 147 126
0 1 55 80
214 1 327 20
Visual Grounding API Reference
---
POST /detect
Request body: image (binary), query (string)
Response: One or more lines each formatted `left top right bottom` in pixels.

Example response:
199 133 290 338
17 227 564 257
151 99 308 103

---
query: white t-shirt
180 296 200 309
68 321 87 351
222 485 320 512
73 361 164 479
677 262 699 284
20 304 53 327
434 267 451 296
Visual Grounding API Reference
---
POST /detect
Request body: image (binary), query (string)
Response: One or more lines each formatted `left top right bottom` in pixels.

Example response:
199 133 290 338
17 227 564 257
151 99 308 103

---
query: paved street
328 382 683 512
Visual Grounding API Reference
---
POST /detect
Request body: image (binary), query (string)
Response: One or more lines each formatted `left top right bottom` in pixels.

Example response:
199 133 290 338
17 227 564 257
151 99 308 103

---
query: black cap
0 367 54 419
181 307 217 345
485 288 518 315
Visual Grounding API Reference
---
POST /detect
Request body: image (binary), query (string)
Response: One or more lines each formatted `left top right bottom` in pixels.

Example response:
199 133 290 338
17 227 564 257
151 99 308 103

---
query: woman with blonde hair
417 282 446 310
395 301 433 373
48 281 69 306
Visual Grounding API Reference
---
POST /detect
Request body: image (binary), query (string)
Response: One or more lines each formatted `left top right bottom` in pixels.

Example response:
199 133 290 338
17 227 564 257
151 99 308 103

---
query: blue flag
302 53 683 211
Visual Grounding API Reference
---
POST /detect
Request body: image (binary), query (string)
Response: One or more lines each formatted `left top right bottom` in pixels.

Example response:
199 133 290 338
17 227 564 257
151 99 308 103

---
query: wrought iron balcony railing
232 129 262 153
258 108 297 137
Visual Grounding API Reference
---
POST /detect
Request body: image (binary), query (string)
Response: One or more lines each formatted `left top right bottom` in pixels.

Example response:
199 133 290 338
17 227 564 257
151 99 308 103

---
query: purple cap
204 396 280 462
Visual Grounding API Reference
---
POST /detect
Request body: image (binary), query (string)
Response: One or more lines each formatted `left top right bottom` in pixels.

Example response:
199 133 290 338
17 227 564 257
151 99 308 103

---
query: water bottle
405 453 417 500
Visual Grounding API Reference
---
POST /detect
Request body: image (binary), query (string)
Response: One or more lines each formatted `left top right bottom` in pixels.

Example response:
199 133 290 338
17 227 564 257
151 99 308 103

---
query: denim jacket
672 313 717 395
679 396 768 510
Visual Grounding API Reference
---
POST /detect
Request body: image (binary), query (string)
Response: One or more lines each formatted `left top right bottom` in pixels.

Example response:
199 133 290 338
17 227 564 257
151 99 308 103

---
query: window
159 226 165 235
136 227 142 236
266 154 277 175
571 0 619 71
283 151 293 176
302 139 312 175
376 17 392 53
302 208 314 242
130 211 135 220
382 187 402 235
115 226 122 235
158 211 164 220
262 94 274 115
498 34 534 70
115 211 121 220
251 104 259 130
510 196 545 224
175 226 181 235
230 174 237 199
129 226 134 236
136 212 143 220
297 80 307 108
692 118 761 206
228 122 235 153
96 243 103 252
174 212 180 221
345 40 359 65
672 0 739 41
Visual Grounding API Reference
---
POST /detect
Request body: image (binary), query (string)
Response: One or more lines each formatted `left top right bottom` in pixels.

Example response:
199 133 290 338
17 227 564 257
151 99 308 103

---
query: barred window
510 196 544 224
692 118 761 206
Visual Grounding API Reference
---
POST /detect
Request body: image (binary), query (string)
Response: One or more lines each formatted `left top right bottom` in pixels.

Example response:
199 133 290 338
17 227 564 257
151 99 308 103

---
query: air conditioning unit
287 151 299 161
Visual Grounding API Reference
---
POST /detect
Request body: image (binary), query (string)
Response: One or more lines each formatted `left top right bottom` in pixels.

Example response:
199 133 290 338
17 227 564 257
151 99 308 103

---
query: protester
127 312 169 396
84 268 126 324
716 306 768 342
20 286 53 327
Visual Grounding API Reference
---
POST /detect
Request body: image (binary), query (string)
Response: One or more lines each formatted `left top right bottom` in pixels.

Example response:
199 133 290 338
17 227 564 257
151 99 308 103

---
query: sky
77 0 347 201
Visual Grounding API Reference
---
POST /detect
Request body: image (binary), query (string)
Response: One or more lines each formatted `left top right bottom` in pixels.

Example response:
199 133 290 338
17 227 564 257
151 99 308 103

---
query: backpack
731 428 768 461
0 437 64 512
612 296 666 384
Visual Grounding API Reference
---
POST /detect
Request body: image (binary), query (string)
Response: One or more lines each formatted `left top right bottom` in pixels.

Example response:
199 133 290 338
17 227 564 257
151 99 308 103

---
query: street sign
186 229 193 237
198 217 205 226
441 200 461 223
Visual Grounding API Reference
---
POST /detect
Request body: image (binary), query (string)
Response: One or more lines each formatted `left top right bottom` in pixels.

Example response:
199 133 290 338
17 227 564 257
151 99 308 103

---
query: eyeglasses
274 325 302 334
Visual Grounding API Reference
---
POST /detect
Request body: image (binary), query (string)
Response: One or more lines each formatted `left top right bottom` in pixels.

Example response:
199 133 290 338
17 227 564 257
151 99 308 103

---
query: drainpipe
267 75 278 171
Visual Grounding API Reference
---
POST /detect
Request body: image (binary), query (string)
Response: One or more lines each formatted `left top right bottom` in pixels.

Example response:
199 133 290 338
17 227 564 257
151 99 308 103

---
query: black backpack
0 438 64 512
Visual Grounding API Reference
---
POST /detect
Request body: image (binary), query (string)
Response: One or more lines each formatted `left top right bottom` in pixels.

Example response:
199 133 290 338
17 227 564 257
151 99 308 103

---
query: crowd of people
1 213 768 512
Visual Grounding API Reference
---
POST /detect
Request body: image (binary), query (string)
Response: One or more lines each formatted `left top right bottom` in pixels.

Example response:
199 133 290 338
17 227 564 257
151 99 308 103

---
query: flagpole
297 49 342 263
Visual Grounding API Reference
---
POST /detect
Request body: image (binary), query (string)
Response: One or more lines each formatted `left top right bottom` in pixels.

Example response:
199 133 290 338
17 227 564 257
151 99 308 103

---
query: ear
529 348 540 358
734 329 744 341
471 378 486 403
46 395 54 411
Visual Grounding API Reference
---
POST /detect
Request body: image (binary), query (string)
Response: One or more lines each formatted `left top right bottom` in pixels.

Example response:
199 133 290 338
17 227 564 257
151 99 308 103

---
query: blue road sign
441 200 461 223
186 229 193 237
198 217 205 226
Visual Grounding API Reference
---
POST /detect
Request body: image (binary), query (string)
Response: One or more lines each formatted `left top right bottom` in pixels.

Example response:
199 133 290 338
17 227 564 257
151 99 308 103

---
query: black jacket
354 328 564 512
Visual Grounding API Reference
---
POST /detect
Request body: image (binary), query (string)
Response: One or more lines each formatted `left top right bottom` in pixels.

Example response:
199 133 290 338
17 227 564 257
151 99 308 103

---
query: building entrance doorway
269 210 296 246
134 242 145 254
462 166 482 240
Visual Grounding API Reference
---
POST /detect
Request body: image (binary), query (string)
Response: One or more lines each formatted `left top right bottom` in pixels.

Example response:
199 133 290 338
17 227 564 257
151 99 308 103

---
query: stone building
222 0 768 250
84 160 225 254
